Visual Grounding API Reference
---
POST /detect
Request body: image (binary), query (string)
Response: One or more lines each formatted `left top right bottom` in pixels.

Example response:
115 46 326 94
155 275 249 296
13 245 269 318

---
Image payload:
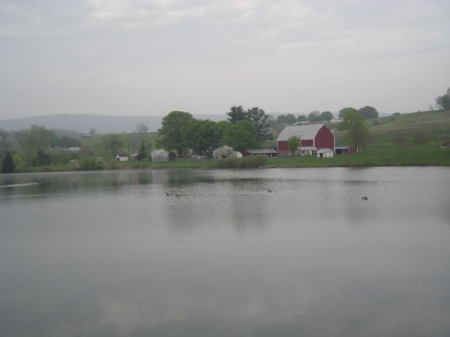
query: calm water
0 167 449 337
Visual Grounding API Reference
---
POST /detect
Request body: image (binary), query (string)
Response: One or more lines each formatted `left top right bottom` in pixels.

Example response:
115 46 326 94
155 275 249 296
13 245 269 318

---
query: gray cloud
0 0 449 118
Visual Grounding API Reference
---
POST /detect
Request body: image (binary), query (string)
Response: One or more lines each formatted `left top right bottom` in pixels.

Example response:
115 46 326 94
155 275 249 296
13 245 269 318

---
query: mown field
335 110 450 146
268 145 450 167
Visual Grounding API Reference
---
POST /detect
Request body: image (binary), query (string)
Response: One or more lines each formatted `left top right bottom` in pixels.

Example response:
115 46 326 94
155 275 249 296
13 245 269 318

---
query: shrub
213 145 238 160
69 159 80 169
216 155 268 168
12 154 26 172
49 150 72 164
216 157 240 168
32 150 51 166
78 158 103 171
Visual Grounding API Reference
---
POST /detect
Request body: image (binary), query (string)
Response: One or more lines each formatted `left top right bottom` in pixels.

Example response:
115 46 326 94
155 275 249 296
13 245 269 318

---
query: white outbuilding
151 149 169 162
116 154 129 161
316 148 334 158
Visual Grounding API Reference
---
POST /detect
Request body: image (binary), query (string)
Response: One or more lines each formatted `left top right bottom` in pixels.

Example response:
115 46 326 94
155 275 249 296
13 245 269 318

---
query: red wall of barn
277 139 314 154
277 141 288 152
277 126 334 154
315 126 334 150
301 139 313 147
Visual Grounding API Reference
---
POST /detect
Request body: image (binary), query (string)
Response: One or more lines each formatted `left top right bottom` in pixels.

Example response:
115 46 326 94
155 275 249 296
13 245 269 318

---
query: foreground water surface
0 167 449 337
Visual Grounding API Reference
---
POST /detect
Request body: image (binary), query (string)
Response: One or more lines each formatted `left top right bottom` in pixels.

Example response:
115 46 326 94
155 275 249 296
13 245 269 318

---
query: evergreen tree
1 152 15 173
227 106 248 123
137 141 147 160
246 107 271 141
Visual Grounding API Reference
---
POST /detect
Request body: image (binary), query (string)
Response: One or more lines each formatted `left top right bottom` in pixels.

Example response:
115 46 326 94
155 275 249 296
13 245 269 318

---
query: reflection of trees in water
227 179 269 235
163 177 270 235
0 171 159 199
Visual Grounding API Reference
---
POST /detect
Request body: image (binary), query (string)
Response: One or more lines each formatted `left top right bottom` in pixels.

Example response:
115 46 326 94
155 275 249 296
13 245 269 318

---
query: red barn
276 124 335 156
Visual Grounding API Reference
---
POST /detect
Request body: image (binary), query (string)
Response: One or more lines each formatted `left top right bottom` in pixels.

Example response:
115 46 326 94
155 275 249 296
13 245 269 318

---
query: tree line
274 106 379 126
158 106 271 158
0 125 84 172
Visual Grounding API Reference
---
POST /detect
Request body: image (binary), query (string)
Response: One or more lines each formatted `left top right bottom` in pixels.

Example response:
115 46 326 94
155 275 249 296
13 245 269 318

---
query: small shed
151 149 169 162
316 148 334 158
335 146 349 155
116 154 129 161
64 147 81 153
242 149 278 157
335 146 356 154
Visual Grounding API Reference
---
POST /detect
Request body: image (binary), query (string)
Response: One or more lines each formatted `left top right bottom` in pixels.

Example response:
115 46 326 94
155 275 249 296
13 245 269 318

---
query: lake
0 167 449 337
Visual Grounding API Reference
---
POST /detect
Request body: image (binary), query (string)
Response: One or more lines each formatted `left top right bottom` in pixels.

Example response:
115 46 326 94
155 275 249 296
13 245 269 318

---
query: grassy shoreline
11 145 450 173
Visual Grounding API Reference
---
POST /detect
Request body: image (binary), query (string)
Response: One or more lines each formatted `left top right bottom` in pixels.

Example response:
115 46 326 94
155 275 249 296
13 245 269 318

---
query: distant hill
0 113 228 133
336 110 450 145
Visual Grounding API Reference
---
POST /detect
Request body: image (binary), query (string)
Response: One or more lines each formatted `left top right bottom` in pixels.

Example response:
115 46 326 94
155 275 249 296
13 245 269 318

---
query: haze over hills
0 111 396 134
0 114 227 133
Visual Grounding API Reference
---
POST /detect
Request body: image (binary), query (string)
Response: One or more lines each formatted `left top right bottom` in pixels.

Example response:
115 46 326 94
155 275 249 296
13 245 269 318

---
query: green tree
25 125 55 151
227 106 247 123
54 136 81 148
343 110 369 152
338 107 357 120
0 129 10 152
136 123 149 133
33 149 51 166
159 111 193 157
287 136 300 156
320 111 334 121
246 106 271 141
297 115 307 122
285 114 297 124
436 88 450 110
1 152 15 173
276 115 288 124
103 134 123 155
307 111 321 122
184 119 221 158
221 120 258 152
358 106 379 119
137 141 147 160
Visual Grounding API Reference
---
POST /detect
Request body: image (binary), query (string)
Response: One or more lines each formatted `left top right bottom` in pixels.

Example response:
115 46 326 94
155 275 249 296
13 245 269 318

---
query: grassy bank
19 159 216 172
268 145 450 167
13 145 450 173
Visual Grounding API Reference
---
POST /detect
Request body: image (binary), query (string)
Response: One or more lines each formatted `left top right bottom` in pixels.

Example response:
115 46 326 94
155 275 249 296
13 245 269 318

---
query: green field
268 145 450 167
335 110 450 146
79 132 159 158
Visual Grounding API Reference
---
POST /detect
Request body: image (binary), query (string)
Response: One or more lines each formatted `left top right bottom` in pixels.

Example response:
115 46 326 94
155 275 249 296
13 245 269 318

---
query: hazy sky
1 0 449 119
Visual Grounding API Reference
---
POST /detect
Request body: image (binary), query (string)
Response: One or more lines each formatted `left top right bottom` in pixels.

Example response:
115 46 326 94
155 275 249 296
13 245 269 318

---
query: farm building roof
276 124 324 142
245 149 278 154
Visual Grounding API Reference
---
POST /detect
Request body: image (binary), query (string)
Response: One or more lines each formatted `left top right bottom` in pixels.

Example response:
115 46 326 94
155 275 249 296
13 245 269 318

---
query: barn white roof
276 124 324 142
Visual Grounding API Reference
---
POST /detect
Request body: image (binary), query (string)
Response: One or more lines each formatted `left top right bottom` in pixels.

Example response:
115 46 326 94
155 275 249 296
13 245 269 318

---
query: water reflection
0 168 449 337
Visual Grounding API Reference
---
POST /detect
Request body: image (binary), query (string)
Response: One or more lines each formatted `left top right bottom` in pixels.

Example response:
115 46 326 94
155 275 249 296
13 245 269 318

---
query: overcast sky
0 0 449 119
